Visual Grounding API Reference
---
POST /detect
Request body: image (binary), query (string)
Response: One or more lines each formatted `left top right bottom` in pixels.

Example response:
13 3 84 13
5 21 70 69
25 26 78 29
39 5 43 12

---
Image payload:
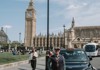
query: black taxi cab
60 48 96 70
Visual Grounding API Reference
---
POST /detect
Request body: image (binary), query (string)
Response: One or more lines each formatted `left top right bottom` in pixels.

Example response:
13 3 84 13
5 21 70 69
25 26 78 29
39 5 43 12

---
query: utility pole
63 25 65 48
19 32 21 44
45 0 49 70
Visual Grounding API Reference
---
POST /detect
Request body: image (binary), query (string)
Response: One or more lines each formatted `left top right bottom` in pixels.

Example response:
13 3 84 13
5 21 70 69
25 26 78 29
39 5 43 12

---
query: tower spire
71 17 75 28
30 0 33 2
28 0 34 9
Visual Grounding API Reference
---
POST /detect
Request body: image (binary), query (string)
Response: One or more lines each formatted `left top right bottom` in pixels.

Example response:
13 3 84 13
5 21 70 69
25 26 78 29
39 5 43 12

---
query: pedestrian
49 50 53 57
29 47 38 70
45 50 50 70
47 47 65 70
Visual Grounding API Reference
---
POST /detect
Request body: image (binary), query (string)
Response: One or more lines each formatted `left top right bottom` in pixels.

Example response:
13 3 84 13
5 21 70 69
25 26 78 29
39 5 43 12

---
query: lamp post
47 0 49 50
63 25 65 48
45 0 49 70
19 32 21 44
8 40 11 52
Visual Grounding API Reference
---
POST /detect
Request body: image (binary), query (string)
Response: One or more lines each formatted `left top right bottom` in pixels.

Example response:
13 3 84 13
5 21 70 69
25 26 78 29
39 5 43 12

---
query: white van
83 43 100 56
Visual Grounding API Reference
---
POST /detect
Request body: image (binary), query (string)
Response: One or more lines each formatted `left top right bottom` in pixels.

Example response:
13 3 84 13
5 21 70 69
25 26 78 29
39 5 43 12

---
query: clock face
27 11 32 17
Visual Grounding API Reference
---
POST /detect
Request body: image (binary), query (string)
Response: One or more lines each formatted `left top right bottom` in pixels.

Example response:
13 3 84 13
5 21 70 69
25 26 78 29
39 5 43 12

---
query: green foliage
0 42 7 47
11 41 20 47
0 52 29 65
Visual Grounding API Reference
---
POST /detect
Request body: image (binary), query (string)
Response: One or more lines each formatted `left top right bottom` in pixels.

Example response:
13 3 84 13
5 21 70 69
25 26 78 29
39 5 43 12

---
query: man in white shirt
29 47 38 70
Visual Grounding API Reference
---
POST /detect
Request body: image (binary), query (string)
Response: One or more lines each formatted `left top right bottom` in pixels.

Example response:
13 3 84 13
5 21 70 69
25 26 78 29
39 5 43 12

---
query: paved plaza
3 57 45 70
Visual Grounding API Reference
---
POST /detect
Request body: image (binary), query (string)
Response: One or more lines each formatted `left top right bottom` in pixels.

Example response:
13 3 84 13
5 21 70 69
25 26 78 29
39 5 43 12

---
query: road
3 56 100 70
91 56 100 70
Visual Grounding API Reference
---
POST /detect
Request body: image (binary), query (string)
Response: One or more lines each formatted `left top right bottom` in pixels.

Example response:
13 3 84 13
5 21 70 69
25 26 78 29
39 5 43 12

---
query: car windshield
60 50 88 62
85 45 96 52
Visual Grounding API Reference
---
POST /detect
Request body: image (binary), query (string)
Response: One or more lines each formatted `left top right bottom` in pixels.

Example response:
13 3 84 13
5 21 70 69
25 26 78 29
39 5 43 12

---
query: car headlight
83 67 92 70
83 67 97 70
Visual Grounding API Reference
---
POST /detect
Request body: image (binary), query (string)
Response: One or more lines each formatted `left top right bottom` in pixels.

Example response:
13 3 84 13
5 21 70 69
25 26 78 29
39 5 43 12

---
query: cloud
18 0 100 27
45 0 89 20
49 0 100 27
67 4 81 10
77 13 100 26
3 25 12 29
67 2 88 10
83 3 88 6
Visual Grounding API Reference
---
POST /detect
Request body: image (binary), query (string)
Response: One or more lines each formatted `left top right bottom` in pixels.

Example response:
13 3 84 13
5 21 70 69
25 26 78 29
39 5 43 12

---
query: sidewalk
2 57 45 70
0 51 46 70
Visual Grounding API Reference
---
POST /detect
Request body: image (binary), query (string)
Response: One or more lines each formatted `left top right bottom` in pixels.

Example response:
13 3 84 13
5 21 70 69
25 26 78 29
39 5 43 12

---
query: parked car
60 48 96 70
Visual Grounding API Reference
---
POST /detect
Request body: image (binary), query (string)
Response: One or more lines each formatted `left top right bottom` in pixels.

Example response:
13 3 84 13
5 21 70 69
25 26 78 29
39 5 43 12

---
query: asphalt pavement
90 56 100 70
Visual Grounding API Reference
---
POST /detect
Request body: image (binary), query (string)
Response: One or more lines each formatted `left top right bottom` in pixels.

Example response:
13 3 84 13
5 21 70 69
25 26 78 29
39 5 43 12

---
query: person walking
29 47 38 70
48 47 65 70
46 50 53 70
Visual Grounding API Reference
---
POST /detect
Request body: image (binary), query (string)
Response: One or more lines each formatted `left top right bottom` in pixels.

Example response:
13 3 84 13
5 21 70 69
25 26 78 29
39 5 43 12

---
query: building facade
33 33 64 49
24 0 100 49
24 0 64 48
0 27 8 45
24 0 36 47
65 18 100 48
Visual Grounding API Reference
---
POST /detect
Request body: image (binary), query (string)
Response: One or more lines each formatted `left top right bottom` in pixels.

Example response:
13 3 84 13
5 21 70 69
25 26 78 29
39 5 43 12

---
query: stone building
33 33 64 49
24 0 100 49
0 27 8 45
24 0 64 48
65 18 100 48
24 0 36 47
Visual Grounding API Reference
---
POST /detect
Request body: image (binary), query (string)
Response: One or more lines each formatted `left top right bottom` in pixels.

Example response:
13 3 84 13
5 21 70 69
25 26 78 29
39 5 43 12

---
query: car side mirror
89 56 92 61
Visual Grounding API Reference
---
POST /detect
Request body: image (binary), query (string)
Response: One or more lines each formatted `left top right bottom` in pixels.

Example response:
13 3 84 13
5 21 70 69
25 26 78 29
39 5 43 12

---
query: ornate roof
74 26 100 38
75 26 100 29
0 27 8 37
27 0 34 10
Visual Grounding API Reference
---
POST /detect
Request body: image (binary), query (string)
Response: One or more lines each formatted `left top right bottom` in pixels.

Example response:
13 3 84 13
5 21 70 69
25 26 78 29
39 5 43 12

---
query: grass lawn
0 52 29 65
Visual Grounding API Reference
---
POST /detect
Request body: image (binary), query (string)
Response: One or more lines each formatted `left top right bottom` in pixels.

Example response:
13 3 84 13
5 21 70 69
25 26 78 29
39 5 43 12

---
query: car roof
85 43 98 45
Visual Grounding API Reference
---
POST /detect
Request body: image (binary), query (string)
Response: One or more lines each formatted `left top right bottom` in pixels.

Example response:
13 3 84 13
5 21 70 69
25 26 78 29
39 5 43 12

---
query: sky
0 0 100 42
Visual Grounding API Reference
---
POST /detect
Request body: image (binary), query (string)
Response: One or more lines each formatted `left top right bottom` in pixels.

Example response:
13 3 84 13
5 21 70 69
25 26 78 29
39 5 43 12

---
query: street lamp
47 0 49 50
19 32 21 44
8 40 11 52
45 0 49 70
63 25 65 48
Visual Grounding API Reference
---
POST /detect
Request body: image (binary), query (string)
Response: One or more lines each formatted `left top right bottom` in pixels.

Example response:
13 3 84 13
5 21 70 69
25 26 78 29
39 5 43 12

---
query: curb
0 56 45 70
0 60 28 70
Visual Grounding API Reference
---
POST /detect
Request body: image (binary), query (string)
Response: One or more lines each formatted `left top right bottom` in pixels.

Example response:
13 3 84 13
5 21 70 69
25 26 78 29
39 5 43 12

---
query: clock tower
24 0 36 47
